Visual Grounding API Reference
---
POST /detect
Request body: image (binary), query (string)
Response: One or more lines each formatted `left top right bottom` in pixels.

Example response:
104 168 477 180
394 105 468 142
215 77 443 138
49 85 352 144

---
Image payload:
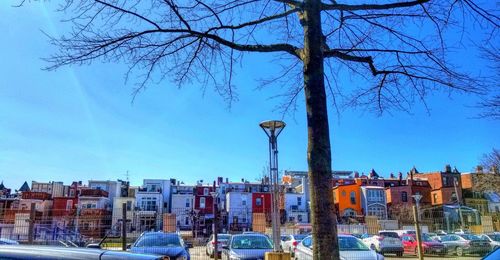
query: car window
302 237 312 248
134 234 182 247
379 232 399 238
231 236 273 249
218 234 231 241
293 234 307 241
338 237 369 251
489 234 500 242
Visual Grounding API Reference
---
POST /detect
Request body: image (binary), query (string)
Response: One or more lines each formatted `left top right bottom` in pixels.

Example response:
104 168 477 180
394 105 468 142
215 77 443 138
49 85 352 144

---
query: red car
402 234 447 256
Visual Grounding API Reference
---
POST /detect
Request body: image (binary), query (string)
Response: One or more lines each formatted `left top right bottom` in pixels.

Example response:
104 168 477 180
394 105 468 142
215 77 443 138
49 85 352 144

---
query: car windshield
293 235 307 241
231 236 273 249
422 234 434 242
217 235 230 241
338 237 369 251
379 232 399 238
488 235 500 242
460 234 482 240
134 234 182 247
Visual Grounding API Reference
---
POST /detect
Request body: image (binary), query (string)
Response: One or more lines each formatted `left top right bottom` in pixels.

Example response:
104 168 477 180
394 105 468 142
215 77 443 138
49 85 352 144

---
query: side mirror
222 245 229 250
185 242 193 249
126 243 132 249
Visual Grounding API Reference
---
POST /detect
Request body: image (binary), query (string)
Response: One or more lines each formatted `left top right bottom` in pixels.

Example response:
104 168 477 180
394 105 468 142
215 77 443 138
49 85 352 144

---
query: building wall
111 197 136 229
361 186 387 219
171 194 194 229
333 183 362 217
251 193 271 214
226 192 252 230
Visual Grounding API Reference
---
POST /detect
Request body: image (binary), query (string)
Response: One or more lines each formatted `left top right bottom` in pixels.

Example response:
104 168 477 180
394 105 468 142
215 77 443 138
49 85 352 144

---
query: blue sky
1 2 498 190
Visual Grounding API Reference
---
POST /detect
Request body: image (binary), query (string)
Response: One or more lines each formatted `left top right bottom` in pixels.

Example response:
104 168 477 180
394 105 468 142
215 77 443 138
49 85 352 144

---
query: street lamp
210 191 219 260
259 120 285 252
412 194 424 260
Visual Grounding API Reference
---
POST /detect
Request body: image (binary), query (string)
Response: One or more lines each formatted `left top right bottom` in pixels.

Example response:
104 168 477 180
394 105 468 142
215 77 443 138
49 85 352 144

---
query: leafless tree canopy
480 148 500 171
40 0 498 113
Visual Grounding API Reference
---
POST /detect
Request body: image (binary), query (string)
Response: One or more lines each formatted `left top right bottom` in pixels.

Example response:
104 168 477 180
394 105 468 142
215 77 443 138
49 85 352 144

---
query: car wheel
396 252 403 257
456 247 463 257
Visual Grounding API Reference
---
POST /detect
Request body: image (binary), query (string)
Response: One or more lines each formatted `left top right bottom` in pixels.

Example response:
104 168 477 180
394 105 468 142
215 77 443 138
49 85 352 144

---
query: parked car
483 246 500 260
280 234 308 256
0 238 19 245
362 231 403 256
206 233 231 258
294 234 384 260
438 233 491 256
0 245 165 260
401 234 446 256
479 234 500 250
453 229 471 235
221 233 273 260
130 232 191 260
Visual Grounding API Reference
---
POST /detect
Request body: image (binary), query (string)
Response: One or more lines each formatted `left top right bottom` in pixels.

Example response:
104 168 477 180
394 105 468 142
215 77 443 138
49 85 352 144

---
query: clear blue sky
1 2 498 191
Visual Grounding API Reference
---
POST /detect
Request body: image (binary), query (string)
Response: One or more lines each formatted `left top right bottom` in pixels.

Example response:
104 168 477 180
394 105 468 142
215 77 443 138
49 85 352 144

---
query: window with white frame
185 198 190 208
66 200 73 210
297 197 302 206
200 197 206 208
242 197 247 206
141 197 157 211
203 188 209 196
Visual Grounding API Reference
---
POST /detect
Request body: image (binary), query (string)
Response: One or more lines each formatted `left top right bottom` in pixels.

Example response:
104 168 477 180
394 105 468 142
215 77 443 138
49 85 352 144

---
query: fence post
122 203 127 251
27 203 35 244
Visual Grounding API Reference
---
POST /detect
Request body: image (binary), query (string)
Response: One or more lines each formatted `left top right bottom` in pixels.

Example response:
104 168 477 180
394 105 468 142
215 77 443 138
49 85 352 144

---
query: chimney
226 178 229 183
445 164 452 173
476 165 484 173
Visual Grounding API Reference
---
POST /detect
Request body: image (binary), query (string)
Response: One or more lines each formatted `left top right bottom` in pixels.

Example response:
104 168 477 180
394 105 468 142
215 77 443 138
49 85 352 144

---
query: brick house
417 165 462 206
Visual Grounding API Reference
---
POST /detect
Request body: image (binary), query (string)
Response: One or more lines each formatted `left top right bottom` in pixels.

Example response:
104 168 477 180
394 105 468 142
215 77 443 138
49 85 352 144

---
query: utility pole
27 203 35 244
122 202 127 251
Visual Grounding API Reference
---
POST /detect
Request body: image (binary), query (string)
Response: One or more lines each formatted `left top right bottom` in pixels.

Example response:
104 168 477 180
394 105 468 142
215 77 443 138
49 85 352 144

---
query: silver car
294 234 384 260
206 234 231 258
438 234 491 256
480 234 500 250
222 233 273 260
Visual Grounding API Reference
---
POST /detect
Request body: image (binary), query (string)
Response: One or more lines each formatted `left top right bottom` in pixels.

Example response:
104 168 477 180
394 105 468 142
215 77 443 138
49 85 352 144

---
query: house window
342 191 346 197
402 192 408 202
141 197 157 211
451 192 457 202
126 201 132 211
242 217 247 223
350 192 356 205
203 188 209 196
297 197 302 206
66 200 73 210
185 198 190 208
298 215 303 222
242 198 247 206
185 217 189 225
256 198 262 206
433 193 438 204
200 197 206 208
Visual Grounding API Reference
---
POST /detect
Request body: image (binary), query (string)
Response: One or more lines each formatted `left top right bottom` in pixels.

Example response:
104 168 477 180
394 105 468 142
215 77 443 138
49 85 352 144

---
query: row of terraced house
0 164 499 242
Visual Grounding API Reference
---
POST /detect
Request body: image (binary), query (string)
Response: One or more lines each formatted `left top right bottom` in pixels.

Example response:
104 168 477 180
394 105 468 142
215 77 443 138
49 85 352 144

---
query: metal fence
0 203 496 259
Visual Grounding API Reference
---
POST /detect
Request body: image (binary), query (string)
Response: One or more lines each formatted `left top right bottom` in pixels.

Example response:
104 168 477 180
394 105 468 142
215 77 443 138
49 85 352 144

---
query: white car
361 231 403 257
294 234 384 260
206 233 231 258
281 234 308 256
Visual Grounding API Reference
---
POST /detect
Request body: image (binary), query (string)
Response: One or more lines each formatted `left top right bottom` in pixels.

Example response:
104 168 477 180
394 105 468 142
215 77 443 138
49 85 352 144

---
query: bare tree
480 148 500 172
18 0 498 258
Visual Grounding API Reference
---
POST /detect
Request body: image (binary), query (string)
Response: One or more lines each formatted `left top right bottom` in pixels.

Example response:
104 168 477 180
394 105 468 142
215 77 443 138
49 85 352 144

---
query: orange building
332 179 362 218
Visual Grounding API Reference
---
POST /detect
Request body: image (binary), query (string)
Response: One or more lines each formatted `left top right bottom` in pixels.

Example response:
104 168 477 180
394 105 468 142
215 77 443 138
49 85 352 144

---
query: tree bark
302 1 339 259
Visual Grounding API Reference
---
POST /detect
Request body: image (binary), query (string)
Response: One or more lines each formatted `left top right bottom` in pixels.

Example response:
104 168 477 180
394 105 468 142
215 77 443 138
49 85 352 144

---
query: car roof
0 245 161 260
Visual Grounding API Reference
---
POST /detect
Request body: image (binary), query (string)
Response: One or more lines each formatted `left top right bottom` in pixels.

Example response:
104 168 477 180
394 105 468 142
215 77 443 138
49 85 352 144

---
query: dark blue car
130 232 191 260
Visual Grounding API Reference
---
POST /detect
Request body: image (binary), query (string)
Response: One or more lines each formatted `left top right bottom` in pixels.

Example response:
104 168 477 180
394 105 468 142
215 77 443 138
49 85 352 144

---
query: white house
284 191 308 223
226 192 252 231
112 197 136 234
171 193 194 230
361 186 388 219
88 180 121 206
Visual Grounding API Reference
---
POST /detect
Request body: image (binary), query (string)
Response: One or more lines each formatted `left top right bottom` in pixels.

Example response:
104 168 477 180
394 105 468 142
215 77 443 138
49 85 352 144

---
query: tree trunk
302 0 339 259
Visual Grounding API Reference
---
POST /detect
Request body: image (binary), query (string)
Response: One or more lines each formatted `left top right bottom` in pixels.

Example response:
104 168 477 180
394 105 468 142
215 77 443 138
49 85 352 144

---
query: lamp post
412 194 424 260
210 191 219 260
259 120 285 252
